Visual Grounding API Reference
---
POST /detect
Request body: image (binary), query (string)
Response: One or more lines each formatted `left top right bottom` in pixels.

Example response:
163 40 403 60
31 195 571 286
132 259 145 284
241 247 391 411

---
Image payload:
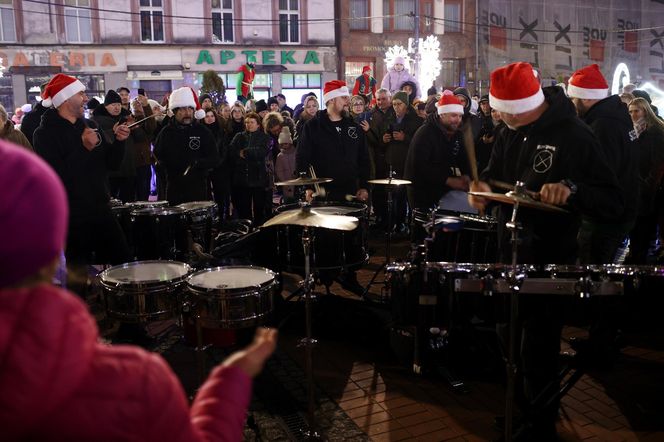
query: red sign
624 31 638 53
589 39 605 62
490 26 507 51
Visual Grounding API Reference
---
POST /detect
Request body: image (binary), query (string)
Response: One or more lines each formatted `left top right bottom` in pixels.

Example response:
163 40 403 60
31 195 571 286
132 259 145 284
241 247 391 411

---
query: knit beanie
392 91 410 105
104 89 122 106
0 140 68 287
278 126 293 144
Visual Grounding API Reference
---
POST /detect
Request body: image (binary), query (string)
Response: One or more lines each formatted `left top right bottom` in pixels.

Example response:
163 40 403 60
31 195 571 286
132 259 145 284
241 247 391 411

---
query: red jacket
0 284 251 441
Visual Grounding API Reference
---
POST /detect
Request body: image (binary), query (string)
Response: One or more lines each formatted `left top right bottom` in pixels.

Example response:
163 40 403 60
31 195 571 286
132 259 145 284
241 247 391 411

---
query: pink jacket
0 284 252 441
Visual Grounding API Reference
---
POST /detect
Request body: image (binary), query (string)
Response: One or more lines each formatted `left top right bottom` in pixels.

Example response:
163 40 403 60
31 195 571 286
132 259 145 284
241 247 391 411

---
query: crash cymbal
262 207 358 231
468 191 568 213
368 178 412 186
274 177 333 186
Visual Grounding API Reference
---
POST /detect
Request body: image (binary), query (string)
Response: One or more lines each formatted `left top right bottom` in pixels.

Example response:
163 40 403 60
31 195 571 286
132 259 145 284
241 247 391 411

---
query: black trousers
66 208 131 265
232 186 267 226
135 165 152 201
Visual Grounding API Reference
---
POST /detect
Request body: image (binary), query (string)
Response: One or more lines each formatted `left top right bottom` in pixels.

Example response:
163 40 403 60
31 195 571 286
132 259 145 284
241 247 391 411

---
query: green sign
196 49 321 66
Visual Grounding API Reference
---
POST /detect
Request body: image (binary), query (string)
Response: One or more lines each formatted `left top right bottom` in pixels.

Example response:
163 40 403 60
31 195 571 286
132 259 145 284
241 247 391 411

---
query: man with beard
154 87 219 205
34 74 131 268
296 80 371 293
116 86 131 112
404 90 470 210
469 62 623 441
567 64 638 263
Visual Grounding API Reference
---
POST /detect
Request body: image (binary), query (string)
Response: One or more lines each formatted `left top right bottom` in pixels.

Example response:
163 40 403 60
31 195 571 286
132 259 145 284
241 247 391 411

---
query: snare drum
131 207 188 260
100 260 191 322
275 201 369 271
412 208 498 263
186 266 277 329
177 201 218 252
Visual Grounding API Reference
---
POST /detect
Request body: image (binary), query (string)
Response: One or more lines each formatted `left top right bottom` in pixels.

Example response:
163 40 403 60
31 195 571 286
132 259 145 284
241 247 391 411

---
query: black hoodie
582 95 638 225
33 108 125 218
19 101 48 147
296 109 370 199
481 86 624 264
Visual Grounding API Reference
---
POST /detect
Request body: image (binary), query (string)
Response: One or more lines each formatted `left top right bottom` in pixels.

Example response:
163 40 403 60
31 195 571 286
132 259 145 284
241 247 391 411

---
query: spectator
0 104 32 150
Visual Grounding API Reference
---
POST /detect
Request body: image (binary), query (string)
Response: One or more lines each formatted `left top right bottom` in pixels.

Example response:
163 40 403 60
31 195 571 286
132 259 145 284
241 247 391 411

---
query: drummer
469 62 623 441
0 140 277 440
296 80 370 203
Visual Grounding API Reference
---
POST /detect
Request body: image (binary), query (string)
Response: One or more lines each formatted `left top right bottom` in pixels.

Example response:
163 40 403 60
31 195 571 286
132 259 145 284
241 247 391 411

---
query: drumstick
309 165 326 198
463 123 479 185
127 113 157 128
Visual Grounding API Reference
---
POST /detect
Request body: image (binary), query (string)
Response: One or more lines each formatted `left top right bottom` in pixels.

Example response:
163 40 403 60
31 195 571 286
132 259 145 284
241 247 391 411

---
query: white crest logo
533 150 553 173
189 136 201 150
347 127 358 139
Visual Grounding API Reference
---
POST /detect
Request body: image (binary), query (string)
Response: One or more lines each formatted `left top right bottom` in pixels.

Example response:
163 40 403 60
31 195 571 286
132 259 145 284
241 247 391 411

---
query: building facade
0 0 337 111
339 0 478 96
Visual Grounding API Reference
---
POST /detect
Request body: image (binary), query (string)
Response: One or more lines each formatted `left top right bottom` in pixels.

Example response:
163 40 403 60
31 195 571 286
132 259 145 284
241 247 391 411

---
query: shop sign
194 49 321 66
0 49 126 72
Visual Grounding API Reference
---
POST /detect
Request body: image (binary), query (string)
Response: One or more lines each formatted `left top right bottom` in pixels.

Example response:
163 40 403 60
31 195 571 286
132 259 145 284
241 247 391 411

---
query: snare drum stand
363 168 397 302
504 182 526 442
298 225 323 440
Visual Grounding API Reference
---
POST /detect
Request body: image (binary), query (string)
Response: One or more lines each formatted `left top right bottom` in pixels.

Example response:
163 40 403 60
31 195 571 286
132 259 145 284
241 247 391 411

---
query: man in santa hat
404 90 470 211
469 62 623 441
153 87 219 205
33 73 132 273
296 79 370 293
567 64 638 264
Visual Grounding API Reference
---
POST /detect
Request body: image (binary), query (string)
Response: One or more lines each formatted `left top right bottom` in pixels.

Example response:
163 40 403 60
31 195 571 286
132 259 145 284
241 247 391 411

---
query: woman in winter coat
204 109 232 218
0 104 32 150
229 112 271 224
0 141 277 442
380 56 421 99
626 97 664 263
294 95 319 143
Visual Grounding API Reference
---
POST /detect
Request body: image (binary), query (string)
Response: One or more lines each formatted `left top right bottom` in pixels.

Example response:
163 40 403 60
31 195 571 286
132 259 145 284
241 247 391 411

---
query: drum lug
575 276 593 299
481 273 494 297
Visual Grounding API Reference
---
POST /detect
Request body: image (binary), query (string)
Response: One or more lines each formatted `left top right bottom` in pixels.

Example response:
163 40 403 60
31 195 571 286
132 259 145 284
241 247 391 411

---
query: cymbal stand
504 181 526 442
362 167 397 301
297 222 322 440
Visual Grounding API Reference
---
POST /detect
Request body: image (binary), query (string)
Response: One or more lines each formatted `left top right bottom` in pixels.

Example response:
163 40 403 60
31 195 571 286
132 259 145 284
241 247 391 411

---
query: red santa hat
41 73 86 108
567 64 609 100
489 62 544 114
362 65 372 74
323 80 350 104
435 90 464 115
168 86 206 119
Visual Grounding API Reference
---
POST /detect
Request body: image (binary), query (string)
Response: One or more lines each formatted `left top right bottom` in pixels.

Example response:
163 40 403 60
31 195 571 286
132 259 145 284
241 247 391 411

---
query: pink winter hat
0 140 68 287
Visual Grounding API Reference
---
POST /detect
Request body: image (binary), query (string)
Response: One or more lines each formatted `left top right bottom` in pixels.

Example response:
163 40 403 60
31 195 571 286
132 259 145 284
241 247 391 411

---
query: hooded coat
92 105 135 177
381 67 421 99
19 101 47 147
0 284 251 441
481 86 624 263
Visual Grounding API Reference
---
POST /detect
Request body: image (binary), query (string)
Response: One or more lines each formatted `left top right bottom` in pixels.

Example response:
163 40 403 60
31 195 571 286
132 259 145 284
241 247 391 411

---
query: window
211 0 233 43
0 0 16 42
444 0 462 33
349 0 369 31
65 0 93 43
383 0 415 31
279 0 299 44
140 0 164 42
195 72 272 103
281 73 321 108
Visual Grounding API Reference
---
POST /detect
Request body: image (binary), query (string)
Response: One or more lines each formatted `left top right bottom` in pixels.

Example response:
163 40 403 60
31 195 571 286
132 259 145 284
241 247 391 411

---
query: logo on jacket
189 136 201 150
532 145 555 173
347 127 358 139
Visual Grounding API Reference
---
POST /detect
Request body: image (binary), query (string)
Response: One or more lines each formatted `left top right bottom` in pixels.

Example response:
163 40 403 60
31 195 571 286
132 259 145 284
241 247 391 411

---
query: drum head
131 207 185 216
101 261 191 287
188 266 276 292
177 201 217 211
126 201 169 209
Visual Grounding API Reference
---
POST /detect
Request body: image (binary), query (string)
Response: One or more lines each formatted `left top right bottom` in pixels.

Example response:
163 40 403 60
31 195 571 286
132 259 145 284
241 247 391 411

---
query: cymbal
274 177 333 186
368 178 412 186
468 191 568 213
262 207 358 231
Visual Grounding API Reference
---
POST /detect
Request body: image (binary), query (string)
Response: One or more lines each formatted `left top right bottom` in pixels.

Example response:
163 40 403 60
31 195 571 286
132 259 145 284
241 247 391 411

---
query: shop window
0 74 13 112
195 72 271 104
382 0 437 32
0 0 16 42
65 0 93 43
281 73 321 107
344 61 374 89
140 0 164 42
279 0 299 44
349 0 369 31
211 0 233 43
444 0 462 33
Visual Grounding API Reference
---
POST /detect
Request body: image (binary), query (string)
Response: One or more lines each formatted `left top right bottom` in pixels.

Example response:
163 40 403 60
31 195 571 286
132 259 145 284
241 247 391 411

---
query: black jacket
229 129 270 188
481 86 624 264
582 95 638 224
153 119 219 205
19 102 48 147
404 112 470 209
383 107 423 176
33 108 125 219
634 126 664 215
296 110 370 199
91 106 135 177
